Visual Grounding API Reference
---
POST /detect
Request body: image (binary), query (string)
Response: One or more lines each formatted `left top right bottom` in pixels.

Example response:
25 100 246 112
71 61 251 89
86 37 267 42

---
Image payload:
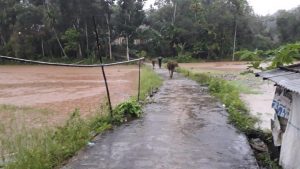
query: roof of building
256 63 300 94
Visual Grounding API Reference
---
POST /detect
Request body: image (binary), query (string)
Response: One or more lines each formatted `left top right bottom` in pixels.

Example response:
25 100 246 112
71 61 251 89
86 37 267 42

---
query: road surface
63 68 258 169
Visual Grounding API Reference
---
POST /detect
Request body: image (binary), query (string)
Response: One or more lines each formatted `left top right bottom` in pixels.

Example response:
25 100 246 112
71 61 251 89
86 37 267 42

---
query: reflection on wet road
63 68 258 169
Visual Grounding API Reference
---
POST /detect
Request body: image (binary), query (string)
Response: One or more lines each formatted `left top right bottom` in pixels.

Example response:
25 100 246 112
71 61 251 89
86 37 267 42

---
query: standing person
158 56 163 69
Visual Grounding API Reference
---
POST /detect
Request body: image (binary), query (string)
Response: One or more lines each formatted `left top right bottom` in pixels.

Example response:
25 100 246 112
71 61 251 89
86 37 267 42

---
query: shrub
113 99 143 124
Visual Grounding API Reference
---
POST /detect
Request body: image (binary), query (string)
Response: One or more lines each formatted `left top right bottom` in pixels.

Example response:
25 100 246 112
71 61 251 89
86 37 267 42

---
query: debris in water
87 142 96 146
250 138 268 152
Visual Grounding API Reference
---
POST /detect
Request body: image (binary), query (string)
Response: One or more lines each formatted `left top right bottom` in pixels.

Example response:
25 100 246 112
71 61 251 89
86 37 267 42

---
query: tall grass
139 66 163 101
1 109 112 169
0 66 162 169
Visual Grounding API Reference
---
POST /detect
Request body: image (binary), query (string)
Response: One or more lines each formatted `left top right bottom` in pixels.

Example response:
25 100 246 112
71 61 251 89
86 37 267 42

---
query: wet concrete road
63 68 258 169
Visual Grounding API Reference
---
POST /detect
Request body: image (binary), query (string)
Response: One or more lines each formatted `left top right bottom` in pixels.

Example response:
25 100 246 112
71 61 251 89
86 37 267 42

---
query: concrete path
63 68 258 169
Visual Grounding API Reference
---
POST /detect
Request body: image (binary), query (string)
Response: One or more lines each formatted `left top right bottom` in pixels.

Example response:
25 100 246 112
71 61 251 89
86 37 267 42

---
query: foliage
4 109 91 169
270 42 300 68
136 50 147 58
235 50 263 61
276 8 300 44
257 152 282 169
250 61 262 69
62 28 80 55
145 0 266 59
235 42 300 69
1 0 300 62
113 99 142 124
0 0 146 61
235 50 263 70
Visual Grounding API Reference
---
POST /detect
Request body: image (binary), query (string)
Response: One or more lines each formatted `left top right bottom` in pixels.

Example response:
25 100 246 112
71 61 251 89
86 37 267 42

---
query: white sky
144 0 300 16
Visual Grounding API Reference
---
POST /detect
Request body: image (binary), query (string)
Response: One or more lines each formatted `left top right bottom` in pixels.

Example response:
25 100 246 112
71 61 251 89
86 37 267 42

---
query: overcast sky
144 0 300 16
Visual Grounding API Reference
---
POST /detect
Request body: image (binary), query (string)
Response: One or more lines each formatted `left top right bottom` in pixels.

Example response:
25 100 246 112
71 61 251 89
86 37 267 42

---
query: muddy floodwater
180 62 275 130
0 65 139 126
64 68 258 169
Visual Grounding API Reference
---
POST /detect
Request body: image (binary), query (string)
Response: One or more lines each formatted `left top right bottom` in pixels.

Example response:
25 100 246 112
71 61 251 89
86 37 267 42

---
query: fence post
93 16 113 118
137 60 141 101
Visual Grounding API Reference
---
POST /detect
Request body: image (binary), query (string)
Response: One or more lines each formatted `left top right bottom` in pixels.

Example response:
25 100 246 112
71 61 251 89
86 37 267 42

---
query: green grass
1 109 112 169
139 66 163 101
177 67 281 169
0 66 162 169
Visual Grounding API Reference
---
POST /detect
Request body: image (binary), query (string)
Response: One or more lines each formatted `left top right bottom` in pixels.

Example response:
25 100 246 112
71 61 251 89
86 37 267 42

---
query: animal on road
152 59 156 69
167 61 178 79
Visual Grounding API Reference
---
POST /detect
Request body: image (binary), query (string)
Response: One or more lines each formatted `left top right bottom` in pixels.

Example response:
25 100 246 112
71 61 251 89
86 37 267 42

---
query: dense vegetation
1 0 300 62
0 0 145 61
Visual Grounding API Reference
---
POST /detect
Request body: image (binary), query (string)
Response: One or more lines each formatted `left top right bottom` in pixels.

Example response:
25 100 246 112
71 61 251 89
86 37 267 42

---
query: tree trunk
78 43 83 59
126 35 129 61
53 28 67 58
0 34 6 46
41 39 45 58
45 3 67 58
105 15 113 60
172 2 177 25
85 22 89 55
232 19 237 61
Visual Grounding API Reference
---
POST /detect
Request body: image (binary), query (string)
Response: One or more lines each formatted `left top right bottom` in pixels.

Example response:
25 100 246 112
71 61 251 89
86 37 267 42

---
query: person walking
158 56 163 69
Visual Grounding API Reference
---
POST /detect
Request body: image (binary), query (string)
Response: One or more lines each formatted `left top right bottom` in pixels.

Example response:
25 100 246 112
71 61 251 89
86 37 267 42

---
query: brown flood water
180 62 275 130
0 65 139 126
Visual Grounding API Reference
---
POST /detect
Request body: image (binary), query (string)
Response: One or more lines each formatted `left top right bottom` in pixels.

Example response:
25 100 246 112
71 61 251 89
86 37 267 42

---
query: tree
116 0 145 60
228 0 248 61
62 28 80 58
101 0 115 60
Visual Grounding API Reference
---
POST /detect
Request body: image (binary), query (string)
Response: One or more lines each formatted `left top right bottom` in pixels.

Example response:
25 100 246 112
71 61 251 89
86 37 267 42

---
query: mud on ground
0 65 139 128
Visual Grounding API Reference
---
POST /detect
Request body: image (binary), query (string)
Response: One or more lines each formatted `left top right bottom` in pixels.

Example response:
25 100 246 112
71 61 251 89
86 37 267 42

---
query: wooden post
137 60 141 101
93 16 113 118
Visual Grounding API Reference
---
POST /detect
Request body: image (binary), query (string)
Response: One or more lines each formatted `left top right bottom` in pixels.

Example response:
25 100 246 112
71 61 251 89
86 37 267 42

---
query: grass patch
112 99 143 124
139 66 163 101
177 67 281 169
1 67 162 169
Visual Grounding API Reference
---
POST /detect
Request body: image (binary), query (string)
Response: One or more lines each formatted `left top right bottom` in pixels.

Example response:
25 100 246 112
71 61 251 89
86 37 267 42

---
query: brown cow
167 61 178 79
151 59 156 69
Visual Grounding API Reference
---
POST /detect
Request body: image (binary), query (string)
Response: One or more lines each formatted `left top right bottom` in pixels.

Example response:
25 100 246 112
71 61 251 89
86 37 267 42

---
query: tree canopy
0 0 299 62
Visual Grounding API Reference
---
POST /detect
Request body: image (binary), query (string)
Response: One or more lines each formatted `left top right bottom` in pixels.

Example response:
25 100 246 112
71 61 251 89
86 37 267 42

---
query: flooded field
180 62 275 130
0 65 139 127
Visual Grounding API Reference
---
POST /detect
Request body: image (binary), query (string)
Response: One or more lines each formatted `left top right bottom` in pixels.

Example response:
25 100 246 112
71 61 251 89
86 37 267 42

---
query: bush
113 99 143 124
